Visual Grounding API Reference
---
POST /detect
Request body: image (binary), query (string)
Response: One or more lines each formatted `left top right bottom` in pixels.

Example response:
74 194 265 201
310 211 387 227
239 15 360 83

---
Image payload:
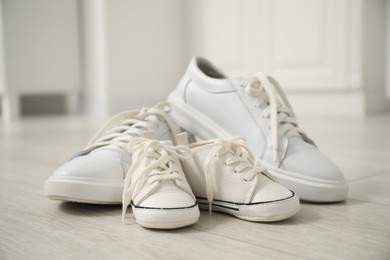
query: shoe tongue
138 115 180 142
131 139 174 168
130 115 159 134
112 114 168 140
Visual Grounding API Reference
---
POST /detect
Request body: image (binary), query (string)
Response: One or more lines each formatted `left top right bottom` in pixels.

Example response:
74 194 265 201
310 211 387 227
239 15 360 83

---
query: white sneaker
44 102 182 204
168 57 349 202
122 137 199 229
177 133 300 222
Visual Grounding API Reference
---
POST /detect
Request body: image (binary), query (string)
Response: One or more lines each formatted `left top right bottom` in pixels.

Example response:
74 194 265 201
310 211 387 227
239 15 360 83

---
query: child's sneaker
122 137 200 229
177 133 300 222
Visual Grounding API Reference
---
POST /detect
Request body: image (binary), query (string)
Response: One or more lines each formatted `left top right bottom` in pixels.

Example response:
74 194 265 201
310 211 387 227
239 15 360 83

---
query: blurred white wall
79 0 186 116
0 0 9 120
1 0 389 119
387 0 390 102
362 0 388 114
1 0 80 118
105 0 185 113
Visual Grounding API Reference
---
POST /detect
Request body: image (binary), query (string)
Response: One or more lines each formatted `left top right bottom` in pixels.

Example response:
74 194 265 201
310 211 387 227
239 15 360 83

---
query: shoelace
122 137 192 221
203 138 270 215
86 101 179 151
242 72 306 163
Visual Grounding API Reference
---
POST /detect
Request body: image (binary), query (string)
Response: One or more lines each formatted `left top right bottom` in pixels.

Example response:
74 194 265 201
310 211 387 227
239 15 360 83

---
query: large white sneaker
44 102 182 204
177 133 300 222
122 137 199 229
168 57 349 202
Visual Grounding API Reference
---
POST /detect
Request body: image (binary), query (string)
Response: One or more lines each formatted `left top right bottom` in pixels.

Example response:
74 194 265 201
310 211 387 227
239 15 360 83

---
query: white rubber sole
44 177 123 204
132 203 200 229
262 162 349 203
168 92 348 202
197 192 300 222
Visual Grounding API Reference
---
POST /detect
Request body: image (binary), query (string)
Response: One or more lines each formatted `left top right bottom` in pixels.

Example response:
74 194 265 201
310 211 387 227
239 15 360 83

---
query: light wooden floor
1 115 389 259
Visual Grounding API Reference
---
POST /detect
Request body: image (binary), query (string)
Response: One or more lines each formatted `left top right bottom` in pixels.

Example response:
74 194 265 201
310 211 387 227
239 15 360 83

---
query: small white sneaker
122 137 200 229
44 102 182 204
168 57 349 202
177 133 300 222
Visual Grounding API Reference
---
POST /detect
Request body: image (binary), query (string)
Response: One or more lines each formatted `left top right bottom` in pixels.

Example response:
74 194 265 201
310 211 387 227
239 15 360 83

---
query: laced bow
85 101 178 151
203 138 268 215
242 72 306 163
122 137 192 221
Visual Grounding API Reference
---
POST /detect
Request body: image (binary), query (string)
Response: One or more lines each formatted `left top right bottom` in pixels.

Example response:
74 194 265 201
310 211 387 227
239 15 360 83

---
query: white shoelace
85 101 179 151
122 137 192 221
242 72 306 163
203 138 271 215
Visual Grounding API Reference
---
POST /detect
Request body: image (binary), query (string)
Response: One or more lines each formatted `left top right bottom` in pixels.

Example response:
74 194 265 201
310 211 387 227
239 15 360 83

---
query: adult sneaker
168 57 348 202
177 133 300 222
122 137 199 229
44 102 182 204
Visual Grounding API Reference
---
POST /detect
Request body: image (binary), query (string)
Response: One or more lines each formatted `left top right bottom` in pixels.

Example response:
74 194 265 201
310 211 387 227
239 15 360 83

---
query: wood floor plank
348 172 390 205
0 199 301 260
1 115 390 259
191 201 390 260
